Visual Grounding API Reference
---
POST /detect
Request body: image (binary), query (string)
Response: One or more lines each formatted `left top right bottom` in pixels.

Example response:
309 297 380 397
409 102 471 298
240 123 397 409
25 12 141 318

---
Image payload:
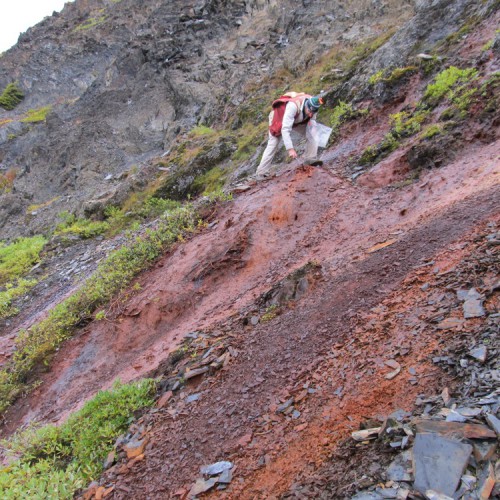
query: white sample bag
307 122 333 148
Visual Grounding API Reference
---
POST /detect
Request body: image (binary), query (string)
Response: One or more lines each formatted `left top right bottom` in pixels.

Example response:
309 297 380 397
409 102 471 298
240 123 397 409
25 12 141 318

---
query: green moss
189 125 216 137
261 304 280 322
369 66 417 86
0 379 156 499
322 101 367 143
232 122 267 163
21 106 52 123
369 70 384 85
191 166 227 196
0 83 24 111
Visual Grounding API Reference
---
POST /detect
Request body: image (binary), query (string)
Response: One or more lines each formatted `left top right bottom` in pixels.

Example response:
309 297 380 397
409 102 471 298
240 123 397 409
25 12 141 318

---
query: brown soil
1 129 498 498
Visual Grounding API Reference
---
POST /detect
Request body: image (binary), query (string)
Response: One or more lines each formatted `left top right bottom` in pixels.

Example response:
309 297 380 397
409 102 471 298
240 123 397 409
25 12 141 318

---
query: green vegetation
189 125 216 137
261 304 279 322
390 109 430 138
191 166 227 196
73 11 107 32
133 197 181 219
369 66 418 85
419 124 443 140
358 64 484 168
0 205 200 413
369 70 384 85
0 278 38 319
0 83 24 111
21 106 52 123
0 379 156 499
55 211 109 239
423 66 478 106
232 122 266 162
359 133 399 165
0 236 46 286
326 101 368 140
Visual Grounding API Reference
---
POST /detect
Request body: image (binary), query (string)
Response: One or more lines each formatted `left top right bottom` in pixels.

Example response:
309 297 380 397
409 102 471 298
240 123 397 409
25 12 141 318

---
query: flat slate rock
414 419 496 439
413 433 472 496
351 492 383 500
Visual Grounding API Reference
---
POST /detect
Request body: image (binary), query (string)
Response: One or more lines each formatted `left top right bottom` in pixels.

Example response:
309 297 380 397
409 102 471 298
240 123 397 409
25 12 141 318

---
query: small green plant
419 124 443 140
134 197 181 219
369 70 384 85
0 379 156 499
261 304 279 322
73 12 107 32
368 66 417 86
0 278 38 319
55 211 109 239
389 109 429 138
189 125 216 137
0 83 24 110
329 101 355 131
359 133 400 166
94 310 106 321
0 236 46 286
481 39 494 52
206 188 233 203
21 106 52 123
423 66 478 106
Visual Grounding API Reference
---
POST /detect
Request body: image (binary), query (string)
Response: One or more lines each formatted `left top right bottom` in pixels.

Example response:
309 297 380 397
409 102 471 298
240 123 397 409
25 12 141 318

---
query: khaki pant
256 121 318 177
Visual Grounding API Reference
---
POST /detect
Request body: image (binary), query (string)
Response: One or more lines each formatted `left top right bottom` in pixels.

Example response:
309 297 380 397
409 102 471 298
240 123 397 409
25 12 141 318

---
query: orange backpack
269 92 311 137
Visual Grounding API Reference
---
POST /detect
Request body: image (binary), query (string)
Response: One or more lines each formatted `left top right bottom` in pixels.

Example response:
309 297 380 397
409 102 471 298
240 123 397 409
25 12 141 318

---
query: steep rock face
0 0 415 239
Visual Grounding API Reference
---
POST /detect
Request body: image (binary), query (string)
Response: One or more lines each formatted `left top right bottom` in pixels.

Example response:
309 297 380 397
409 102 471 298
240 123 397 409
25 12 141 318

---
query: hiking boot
303 158 323 167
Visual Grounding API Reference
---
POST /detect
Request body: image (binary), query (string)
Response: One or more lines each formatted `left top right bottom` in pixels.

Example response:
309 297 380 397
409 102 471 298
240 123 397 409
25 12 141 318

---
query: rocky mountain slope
0 0 498 499
0 0 414 240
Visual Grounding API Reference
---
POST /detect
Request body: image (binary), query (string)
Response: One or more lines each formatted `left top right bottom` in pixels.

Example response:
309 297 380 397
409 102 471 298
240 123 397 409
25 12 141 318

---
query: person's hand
288 148 298 159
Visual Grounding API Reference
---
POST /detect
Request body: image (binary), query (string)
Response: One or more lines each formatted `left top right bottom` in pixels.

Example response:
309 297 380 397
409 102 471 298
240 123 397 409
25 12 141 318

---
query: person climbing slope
255 92 324 179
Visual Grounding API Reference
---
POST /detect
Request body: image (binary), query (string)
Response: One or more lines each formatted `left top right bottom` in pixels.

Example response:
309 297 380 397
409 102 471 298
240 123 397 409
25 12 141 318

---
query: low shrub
54 212 109 239
0 83 24 110
0 379 156 499
0 278 38 319
423 66 478 107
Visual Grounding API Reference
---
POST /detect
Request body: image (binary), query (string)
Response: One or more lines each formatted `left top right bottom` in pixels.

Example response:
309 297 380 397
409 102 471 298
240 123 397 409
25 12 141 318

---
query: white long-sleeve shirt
281 100 318 150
